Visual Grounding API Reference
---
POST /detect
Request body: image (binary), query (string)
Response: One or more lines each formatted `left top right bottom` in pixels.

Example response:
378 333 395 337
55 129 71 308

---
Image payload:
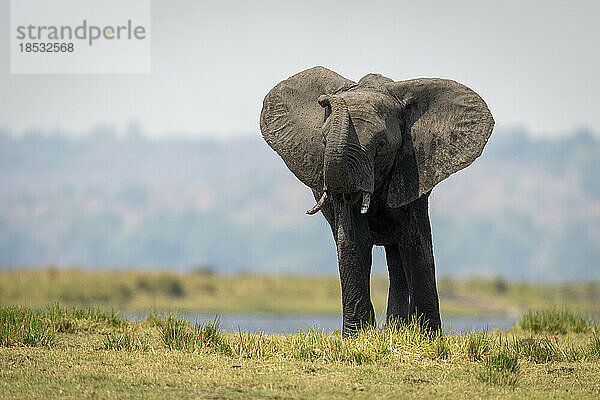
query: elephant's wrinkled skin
260 67 494 336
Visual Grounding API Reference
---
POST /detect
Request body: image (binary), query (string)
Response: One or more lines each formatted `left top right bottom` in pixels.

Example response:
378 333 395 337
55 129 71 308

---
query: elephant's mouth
306 190 371 215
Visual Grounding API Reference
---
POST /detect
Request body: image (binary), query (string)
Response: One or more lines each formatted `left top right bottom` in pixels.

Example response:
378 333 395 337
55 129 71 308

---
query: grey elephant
260 66 494 336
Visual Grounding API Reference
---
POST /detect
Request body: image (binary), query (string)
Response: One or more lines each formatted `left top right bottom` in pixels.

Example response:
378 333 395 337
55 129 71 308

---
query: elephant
260 66 494 336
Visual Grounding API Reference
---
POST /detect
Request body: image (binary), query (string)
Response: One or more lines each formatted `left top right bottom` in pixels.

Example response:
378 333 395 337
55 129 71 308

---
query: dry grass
2 304 600 398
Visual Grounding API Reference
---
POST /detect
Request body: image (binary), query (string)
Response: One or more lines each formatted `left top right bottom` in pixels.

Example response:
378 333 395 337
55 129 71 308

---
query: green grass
0 306 55 347
519 308 596 334
0 303 133 348
157 315 231 354
463 330 492 361
478 345 520 388
2 304 600 398
590 333 600 357
102 331 152 352
2 268 600 317
45 303 129 333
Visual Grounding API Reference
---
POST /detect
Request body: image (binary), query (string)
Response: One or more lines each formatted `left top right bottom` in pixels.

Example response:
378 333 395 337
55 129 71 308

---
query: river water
126 312 519 333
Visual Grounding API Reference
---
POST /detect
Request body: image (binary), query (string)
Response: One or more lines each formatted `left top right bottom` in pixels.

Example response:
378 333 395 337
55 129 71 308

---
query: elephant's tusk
360 192 371 214
306 192 329 215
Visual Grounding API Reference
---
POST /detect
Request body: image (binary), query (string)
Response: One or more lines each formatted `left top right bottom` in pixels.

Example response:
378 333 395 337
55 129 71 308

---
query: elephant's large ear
260 66 356 189
385 78 494 207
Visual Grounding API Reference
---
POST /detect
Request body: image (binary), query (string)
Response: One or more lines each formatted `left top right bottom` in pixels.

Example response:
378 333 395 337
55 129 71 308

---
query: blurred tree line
0 127 598 281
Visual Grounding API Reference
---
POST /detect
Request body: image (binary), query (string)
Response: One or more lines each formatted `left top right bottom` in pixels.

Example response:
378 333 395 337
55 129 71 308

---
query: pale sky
1 0 599 138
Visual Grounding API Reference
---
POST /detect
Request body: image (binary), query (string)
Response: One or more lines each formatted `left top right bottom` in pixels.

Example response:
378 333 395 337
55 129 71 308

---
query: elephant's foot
409 303 441 332
342 295 375 337
385 313 409 328
427 316 442 332
385 311 440 333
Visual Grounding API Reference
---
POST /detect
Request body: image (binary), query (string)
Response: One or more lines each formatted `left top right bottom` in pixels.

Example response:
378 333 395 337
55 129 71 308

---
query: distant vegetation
1 304 599 398
0 127 599 280
1 269 599 316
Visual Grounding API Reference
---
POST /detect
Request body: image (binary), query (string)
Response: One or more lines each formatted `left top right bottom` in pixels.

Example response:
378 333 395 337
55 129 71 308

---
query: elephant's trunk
321 95 352 194
305 95 374 215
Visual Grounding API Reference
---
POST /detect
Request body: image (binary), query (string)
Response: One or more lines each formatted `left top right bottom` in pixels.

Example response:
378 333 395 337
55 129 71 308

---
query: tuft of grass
1 304 132 348
478 345 520 388
0 306 55 347
519 308 594 334
157 315 231 354
45 303 128 333
587 332 600 359
194 316 232 354
432 332 450 360
514 337 561 363
235 330 278 359
158 315 194 351
561 343 586 362
464 330 491 361
102 331 151 351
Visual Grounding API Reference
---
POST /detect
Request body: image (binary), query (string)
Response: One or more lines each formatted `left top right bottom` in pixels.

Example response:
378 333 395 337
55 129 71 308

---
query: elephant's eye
376 136 388 152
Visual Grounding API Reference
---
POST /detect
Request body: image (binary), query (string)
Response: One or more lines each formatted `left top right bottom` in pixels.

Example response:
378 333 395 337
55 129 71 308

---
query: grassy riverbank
1 305 599 399
1 268 600 316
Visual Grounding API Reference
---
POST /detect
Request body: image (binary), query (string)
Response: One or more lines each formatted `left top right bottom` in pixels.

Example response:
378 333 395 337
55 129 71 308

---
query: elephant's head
260 67 494 214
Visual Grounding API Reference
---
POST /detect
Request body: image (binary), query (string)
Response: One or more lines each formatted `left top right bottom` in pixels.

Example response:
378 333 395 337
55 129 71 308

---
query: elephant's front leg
333 194 375 336
398 194 441 331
